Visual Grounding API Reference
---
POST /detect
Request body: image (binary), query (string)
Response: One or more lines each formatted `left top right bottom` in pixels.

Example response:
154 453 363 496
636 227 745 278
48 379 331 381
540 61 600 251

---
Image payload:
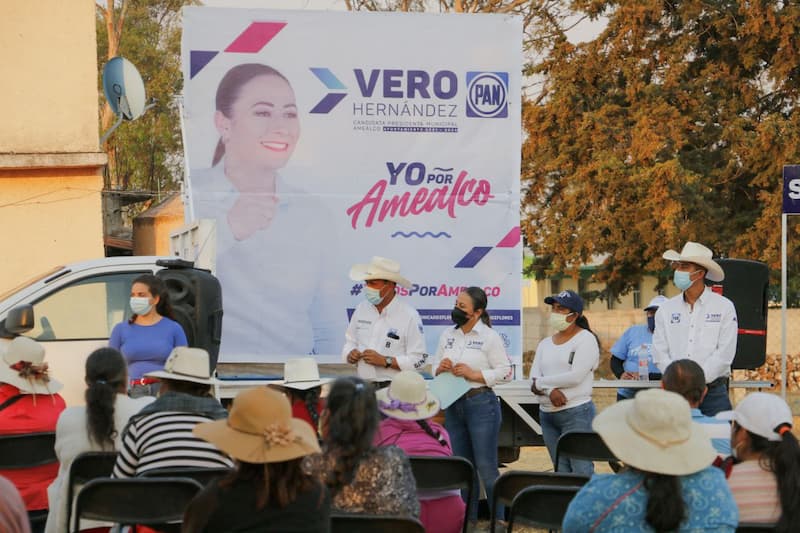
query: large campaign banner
182 7 523 372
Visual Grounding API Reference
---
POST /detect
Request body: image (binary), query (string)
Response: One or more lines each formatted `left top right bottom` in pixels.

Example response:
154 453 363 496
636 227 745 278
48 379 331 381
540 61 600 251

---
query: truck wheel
497 446 520 464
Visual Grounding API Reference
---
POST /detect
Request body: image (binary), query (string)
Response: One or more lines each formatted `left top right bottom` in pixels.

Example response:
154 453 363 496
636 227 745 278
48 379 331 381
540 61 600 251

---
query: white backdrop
182 7 523 370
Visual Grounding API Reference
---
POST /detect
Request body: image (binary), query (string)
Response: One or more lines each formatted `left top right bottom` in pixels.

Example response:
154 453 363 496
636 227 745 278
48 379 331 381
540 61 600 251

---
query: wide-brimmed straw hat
349 256 412 289
592 389 716 476
663 241 725 282
0 337 62 394
270 357 331 391
194 387 320 463
376 371 440 421
145 347 215 385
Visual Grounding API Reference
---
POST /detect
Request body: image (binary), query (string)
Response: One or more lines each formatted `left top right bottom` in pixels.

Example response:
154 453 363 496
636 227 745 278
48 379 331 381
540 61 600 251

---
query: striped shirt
112 411 233 478
728 461 781 524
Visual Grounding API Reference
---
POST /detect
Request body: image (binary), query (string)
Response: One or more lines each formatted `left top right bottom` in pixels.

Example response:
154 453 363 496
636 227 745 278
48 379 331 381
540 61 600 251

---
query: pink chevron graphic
495 226 520 248
225 22 287 53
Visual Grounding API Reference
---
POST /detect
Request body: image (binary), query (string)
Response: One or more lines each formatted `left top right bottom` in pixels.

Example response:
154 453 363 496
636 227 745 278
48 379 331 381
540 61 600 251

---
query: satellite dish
102 56 146 121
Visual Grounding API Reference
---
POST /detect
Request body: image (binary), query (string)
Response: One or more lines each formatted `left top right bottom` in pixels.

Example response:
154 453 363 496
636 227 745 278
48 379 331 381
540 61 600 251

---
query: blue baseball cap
544 290 584 314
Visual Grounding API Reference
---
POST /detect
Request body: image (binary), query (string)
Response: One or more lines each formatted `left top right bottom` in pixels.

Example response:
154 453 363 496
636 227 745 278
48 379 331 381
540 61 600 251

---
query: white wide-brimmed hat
0 337 62 395
376 371 440 421
717 392 793 442
145 347 216 385
270 357 331 390
349 256 412 289
194 387 320 464
593 389 716 476
662 242 725 282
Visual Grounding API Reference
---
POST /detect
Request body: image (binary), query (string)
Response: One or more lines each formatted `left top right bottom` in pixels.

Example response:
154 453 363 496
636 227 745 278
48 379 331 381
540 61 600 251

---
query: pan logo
466 72 508 118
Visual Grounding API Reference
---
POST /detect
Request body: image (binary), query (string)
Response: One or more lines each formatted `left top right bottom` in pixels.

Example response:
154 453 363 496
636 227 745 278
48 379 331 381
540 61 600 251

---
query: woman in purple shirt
109 274 187 398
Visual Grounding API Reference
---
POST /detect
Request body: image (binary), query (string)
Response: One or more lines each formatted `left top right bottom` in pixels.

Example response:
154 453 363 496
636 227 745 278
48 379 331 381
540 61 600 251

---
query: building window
550 278 561 295
606 289 616 310
578 277 587 296
633 283 641 309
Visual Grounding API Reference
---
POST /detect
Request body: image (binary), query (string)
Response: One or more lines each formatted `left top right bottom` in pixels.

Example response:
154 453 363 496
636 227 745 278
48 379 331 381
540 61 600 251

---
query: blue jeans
540 401 596 475
699 379 731 416
445 389 502 522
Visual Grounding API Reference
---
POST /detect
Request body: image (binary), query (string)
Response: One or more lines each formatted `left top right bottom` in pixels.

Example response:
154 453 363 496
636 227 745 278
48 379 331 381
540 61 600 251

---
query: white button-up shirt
341 296 427 380
432 321 512 388
652 288 738 382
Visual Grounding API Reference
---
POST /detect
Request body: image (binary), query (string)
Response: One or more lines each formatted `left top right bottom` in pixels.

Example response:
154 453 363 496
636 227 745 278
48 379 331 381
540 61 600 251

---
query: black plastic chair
0 432 57 530
408 455 473 533
489 470 590 532
330 513 425 533
140 466 233 486
72 477 203 533
65 451 118 532
554 431 618 472
737 523 777 532
506 485 581 532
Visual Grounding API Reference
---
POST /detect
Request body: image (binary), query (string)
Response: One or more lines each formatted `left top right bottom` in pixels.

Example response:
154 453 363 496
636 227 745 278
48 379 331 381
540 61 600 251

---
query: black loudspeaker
711 259 768 370
156 266 223 372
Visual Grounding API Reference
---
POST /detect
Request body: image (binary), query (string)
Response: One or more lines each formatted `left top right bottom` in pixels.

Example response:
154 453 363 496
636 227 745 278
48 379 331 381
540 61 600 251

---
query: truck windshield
0 266 65 301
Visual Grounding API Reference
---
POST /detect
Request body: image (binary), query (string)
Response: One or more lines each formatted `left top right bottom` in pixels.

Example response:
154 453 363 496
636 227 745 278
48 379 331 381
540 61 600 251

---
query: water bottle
638 344 649 381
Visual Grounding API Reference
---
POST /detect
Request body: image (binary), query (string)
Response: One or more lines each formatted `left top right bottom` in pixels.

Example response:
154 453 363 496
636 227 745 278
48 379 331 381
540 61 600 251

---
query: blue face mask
673 270 700 291
647 316 656 333
365 286 385 306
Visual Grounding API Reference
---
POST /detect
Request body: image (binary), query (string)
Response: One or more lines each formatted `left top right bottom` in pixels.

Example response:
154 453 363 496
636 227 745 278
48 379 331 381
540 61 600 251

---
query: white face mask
549 311 573 332
130 297 153 315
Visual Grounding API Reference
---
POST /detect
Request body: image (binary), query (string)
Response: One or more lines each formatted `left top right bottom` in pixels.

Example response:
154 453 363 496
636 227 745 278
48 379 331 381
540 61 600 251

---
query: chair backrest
490 470 590 532
72 477 203 533
408 455 473 533
555 431 617 471
66 451 118 532
507 485 581 532
330 513 425 533
0 432 56 469
140 466 233 486
736 524 777 532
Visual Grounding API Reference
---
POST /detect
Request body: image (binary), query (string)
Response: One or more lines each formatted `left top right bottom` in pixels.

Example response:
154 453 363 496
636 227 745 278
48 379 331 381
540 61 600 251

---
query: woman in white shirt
434 287 511 525
530 290 599 474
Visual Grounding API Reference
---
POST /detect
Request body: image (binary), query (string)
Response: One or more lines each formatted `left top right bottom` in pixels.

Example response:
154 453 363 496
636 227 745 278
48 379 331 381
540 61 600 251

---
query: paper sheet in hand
429 372 472 410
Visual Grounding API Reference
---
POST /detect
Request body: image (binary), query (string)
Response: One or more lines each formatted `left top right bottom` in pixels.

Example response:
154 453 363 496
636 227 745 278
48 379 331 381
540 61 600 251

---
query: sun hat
544 290 584 314
145 347 216 385
270 357 331 390
193 386 320 463
376 370 440 421
662 241 725 282
0 336 63 394
716 392 793 442
644 295 668 311
349 256 412 289
592 388 716 475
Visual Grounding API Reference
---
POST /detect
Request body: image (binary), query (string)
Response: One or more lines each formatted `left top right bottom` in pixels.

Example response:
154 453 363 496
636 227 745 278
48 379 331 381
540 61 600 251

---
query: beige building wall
0 0 105 294
133 194 186 256
524 275 680 311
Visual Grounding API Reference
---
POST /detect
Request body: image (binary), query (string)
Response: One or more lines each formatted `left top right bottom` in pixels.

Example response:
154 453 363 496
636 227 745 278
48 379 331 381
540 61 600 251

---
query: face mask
647 316 656 333
673 270 700 291
451 307 470 327
549 311 573 331
365 286 385 306
130 297 153 315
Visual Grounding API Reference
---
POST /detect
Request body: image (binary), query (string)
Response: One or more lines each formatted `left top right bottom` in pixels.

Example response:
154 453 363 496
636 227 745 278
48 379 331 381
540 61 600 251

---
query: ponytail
751 424 800 533
84 348 127 449
643 472 685 532
416 420 448 447
301 387 322 435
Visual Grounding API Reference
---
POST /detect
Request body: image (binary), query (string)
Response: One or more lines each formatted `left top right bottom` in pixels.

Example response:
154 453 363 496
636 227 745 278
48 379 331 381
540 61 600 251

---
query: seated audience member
0 337 66 529
662 359 731 456
562 389 738 532
721 392 800 529
0 475 31 533
112 347 233 477
45 348 154 533
182 387 329 532
305 376 419 518
269 357 330 438
374 371 465 533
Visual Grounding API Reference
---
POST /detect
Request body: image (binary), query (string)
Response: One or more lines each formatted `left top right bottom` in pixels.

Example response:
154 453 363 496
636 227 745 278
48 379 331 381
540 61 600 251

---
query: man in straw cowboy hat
343 256 427 385
652 241 738 416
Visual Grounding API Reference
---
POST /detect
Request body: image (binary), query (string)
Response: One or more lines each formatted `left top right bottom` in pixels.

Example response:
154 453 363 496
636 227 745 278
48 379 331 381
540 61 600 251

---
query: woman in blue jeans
434 287 512 525
530 290 599 474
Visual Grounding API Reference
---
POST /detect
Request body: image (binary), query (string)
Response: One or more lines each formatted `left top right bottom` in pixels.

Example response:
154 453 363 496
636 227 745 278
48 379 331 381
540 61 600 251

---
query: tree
522 0 800 295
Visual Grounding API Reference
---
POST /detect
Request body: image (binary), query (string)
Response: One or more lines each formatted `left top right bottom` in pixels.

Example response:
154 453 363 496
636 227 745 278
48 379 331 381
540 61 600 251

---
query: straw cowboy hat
593 389 716 476
194 386 320 463
0 336 63 394
349 256 412 289
270 357 331 391
376 371 440 421
145 347 216 385
662 241 725 282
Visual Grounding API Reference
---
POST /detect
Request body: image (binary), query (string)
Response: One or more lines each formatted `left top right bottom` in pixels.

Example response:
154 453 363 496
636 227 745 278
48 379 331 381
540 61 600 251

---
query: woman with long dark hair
305 376 419 517
183 387 328 532
530 289 599 474
432 286 511 525
44 348 153 533
269 358 330 439
563 389 738 532
109 274 187 398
